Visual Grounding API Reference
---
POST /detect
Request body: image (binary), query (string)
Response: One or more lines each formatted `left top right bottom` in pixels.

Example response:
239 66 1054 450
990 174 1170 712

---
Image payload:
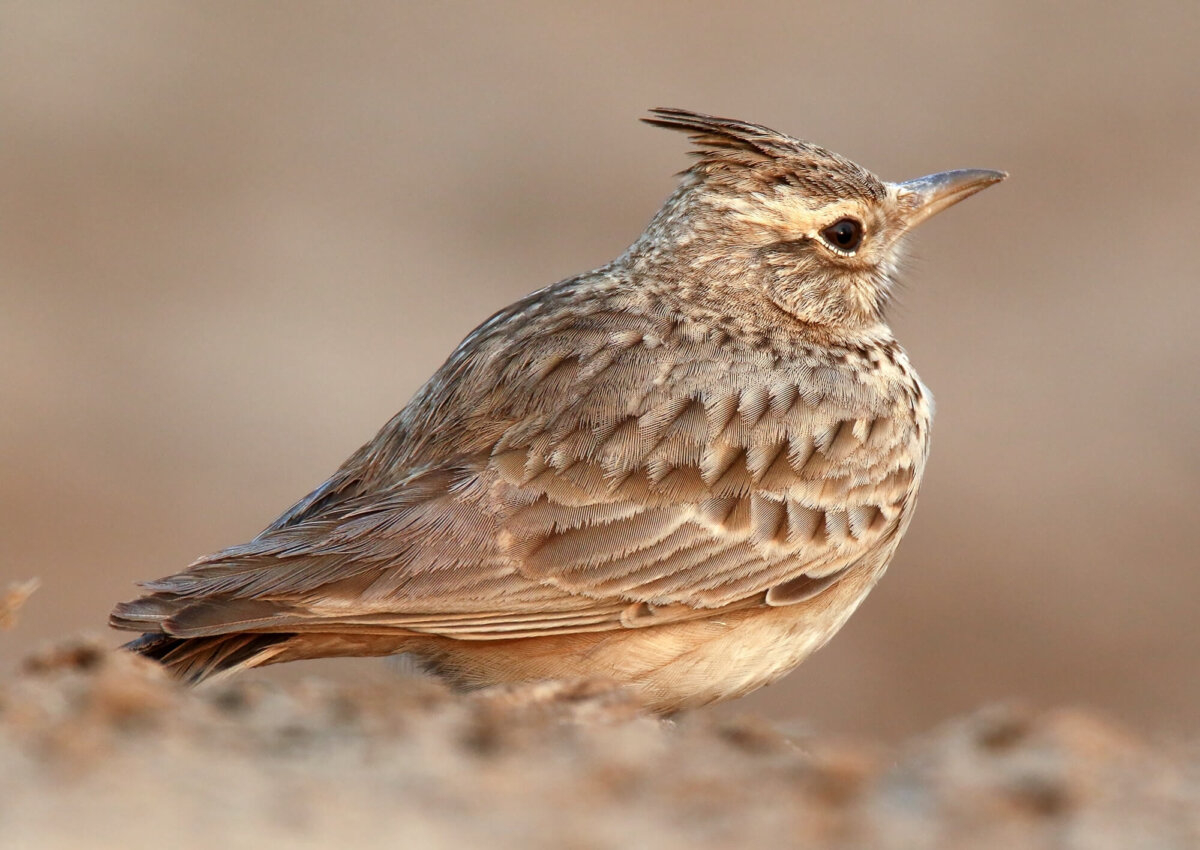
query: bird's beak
895 168 1007 229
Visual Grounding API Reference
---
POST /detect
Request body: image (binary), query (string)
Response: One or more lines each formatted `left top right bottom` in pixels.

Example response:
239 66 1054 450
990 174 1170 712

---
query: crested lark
112 109 1004 712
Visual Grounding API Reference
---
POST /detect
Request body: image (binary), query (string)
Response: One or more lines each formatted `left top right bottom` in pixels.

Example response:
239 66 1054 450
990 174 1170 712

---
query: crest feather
642 107 885 200
643 107 811 160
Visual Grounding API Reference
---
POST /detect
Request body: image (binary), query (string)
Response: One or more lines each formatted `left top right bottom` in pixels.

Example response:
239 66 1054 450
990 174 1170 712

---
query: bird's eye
820 218 864 253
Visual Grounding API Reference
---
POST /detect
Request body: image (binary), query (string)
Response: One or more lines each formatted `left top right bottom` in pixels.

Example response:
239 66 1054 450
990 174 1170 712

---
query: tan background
1 2 1197 741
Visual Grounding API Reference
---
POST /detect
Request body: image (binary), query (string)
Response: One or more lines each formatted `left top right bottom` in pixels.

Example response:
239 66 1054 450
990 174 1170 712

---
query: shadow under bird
112 109 1004 712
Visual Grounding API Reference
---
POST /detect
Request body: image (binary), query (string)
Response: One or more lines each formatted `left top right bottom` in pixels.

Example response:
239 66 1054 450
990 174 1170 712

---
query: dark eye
820 218 864 252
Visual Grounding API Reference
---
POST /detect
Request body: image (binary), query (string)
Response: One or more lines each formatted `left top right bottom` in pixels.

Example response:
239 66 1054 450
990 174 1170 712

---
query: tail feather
122 628 418 684
110 596 175 631
125 632 292 684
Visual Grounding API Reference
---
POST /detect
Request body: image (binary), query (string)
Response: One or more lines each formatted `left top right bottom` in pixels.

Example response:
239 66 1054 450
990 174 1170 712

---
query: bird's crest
643 107 815 161
643 107 885 201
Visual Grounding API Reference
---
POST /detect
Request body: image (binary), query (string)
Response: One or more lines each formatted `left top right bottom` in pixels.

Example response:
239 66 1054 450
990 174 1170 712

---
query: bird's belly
611 585 875 710
416 565 881 712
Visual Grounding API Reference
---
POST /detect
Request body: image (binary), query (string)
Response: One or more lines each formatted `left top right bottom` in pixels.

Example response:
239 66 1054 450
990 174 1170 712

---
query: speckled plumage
112 109 1004 711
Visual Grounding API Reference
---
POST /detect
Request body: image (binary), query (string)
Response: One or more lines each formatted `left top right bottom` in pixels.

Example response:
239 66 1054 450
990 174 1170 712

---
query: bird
111 108 1005 712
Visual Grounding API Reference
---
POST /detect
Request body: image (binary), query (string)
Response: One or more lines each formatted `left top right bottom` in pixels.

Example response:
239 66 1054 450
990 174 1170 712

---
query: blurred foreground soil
2 638 1196 850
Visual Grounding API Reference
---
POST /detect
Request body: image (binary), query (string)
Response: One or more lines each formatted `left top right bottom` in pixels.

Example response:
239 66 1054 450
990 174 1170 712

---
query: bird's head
640 108 1005 330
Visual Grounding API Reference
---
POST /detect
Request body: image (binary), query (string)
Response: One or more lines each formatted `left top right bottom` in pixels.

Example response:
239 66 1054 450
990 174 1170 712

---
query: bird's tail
113 589 422 684
123 631 294 684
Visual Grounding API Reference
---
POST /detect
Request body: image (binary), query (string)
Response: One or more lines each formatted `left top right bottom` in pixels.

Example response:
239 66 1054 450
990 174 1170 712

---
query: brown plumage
111 109 1005 711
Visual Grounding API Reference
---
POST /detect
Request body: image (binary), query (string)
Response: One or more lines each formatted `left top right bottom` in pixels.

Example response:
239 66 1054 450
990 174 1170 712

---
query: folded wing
113 311 923 642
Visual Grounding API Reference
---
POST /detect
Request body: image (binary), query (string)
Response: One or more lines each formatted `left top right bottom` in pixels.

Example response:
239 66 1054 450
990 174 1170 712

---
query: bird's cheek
846 273 888 319
764 271 838 324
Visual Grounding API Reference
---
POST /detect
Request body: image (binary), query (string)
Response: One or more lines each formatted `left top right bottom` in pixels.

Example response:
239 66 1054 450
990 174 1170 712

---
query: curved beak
895 168 1007 229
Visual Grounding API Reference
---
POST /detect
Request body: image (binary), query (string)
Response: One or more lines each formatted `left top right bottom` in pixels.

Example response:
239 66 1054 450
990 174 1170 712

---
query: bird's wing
118 313 925 640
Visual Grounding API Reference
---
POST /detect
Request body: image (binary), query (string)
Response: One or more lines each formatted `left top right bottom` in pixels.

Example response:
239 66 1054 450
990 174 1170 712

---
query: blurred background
1 2 1197 742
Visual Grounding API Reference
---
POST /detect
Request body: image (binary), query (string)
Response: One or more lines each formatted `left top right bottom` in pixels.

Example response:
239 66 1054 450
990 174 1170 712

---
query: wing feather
120 311 925 642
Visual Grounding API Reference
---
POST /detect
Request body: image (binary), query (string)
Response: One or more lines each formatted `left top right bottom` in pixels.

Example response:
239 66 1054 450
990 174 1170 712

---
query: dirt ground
2 635 1197 850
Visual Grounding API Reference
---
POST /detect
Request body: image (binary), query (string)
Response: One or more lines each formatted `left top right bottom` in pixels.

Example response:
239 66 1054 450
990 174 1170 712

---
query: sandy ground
2 634 1197 850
